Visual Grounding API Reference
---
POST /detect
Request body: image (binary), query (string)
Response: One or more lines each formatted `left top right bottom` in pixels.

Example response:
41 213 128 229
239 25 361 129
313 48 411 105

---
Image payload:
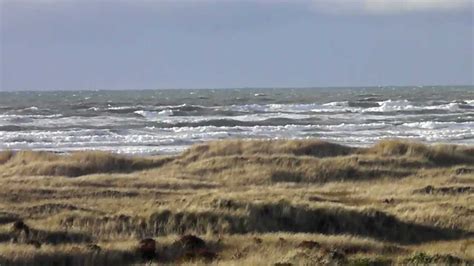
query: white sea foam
108 106 138 110
403 121 474 129
227 102 355 114
226 100 466 115
363 100 464 113
134 110 168 119
322 101 349 107
2 117 472 155
1 88 473 155
158 109 174 116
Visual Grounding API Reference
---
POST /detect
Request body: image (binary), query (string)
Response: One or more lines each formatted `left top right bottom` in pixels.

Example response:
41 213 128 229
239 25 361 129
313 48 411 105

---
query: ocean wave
165 118 307 128
227 103 354 114
363 100 464 113
107 106 138 111
170 104 209 112
0 114 63 119
459 104 474 110
134 109 174 119
253 100 469 114
4 137 43 143
402 121 474 129
158 109 174 116
1 88 473 155
363 100 415 112
322 101 349 107
2 119 473 155
348 101 380 108
122 100 471 120
0 115 143 130
0 125 26 131
225 100 462 114
103 106 146 114
22 106 39 111
324 122 389 131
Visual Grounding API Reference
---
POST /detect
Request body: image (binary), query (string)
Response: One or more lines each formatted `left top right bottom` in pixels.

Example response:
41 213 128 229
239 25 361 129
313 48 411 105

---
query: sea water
0 86 473 155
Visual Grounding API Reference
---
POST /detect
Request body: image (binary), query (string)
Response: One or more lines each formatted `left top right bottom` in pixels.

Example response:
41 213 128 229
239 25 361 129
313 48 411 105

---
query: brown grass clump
181 139 355 161
0 150 14 164
0 139 472 265
368 140 474 165
0 151 173 177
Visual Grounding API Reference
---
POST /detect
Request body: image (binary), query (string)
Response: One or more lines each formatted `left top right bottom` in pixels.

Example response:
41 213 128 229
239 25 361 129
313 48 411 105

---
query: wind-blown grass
0 151 172 177
0 139 472 265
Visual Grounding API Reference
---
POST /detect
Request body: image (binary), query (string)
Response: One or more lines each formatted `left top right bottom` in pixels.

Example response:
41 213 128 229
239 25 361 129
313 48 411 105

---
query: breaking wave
1 87 473 154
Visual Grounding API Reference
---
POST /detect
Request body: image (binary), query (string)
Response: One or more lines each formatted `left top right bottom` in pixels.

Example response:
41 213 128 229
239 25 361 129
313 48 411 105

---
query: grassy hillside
0 140 472 265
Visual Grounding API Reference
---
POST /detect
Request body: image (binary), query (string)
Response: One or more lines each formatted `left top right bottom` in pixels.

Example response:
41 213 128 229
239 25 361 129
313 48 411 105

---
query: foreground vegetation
0 139 472 265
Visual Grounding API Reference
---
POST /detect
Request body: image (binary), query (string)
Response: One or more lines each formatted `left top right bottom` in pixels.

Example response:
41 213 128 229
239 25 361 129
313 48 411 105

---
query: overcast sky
1 0 473 90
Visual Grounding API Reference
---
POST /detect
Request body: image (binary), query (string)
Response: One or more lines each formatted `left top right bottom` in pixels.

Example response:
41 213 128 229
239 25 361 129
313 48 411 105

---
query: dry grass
0 139 473 265
0 150 172 177
368 140 474 166
181 139 355 160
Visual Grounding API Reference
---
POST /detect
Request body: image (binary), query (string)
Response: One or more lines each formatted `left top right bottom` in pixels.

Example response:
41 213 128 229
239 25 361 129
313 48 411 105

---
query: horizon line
1 84 473 92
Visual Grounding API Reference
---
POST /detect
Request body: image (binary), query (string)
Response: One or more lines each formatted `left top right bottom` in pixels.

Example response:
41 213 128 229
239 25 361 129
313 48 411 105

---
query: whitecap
364 99 414 112
403 121 474 130
158 109 174 116
134 109 173 120
322 101 349 107
108 106 140 111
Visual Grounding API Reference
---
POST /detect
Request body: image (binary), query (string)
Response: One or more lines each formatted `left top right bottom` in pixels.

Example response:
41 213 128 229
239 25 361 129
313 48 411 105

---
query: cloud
364 0 472 13
309 0 473 14
3 0 472 15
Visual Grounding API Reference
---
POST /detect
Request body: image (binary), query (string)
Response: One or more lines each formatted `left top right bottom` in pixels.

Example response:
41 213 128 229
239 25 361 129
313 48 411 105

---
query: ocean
0 86 473 155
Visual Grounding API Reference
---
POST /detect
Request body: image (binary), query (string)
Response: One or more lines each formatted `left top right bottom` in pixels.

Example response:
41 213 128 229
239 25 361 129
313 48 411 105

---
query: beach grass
0 139 472 265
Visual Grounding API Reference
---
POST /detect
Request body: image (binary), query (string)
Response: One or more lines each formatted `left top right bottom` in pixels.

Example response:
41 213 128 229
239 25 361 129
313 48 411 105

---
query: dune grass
0 139 472 265
0 150 172 177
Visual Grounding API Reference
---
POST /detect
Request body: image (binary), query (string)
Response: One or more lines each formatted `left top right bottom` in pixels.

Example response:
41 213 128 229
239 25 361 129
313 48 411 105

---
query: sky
0 0 473 91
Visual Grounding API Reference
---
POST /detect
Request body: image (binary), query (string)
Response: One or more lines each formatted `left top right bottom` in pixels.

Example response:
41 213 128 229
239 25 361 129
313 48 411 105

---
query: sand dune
0 139 473 265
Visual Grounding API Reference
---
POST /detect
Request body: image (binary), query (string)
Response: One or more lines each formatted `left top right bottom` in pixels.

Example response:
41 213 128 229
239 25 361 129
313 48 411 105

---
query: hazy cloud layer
3 0 473 14
308 0 472 14
1 0 472 90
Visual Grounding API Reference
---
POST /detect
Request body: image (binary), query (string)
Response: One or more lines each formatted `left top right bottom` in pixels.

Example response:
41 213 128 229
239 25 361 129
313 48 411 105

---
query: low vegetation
0 151 172 177
0 139 472 265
